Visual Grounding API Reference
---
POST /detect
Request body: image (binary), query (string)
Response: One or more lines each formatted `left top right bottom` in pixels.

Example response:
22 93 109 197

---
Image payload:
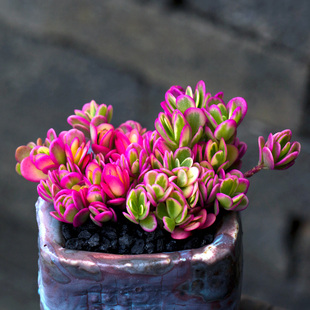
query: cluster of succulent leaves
15 81 301 240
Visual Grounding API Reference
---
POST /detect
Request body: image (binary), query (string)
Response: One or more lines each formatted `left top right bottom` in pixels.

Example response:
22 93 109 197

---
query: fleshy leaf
140 214 157 232
20 156 48 182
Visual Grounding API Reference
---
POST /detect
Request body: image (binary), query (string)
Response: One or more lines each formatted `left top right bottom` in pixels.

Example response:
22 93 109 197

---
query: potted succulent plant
15 81 300 310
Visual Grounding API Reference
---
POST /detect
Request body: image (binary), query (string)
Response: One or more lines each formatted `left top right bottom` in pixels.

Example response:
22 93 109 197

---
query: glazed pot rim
36 197 241 273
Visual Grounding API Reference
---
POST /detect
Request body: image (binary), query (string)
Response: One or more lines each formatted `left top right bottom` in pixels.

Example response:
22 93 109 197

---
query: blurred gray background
1 1 309 309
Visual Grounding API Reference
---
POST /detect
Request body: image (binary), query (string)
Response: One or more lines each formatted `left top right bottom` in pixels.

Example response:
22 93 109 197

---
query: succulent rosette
118 143 150 181
193 138 239 173
161 80 210 117
100 163 130 205
15 80 301 240
123 187 157 232
67 100 113 138
51 187 90 227
156 189 189 234
141 170 174 206
89 201 117 227
15 128 90 182
214 170 249 215
90 122 115 156
204 96 247 143
258 129 301 170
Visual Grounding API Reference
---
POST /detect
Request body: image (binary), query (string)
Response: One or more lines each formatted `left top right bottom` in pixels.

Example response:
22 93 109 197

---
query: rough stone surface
190 0 310 62
1 1 309 309
0 0 307 131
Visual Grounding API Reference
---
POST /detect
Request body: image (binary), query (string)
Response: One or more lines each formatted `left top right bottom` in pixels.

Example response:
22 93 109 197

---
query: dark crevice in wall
285 216 303 279
170 0 185 7
300 64 310 137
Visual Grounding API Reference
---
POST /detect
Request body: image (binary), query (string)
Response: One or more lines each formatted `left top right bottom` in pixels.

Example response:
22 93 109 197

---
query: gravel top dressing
62 211 223 255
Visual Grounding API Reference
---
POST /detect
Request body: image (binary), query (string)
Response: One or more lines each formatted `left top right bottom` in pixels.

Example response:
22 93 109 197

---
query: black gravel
61 212 221 254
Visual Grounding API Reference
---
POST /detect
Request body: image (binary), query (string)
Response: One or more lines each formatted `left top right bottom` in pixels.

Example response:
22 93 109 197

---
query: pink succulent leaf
158 185 174 202
258 136 266 165
62 204 79 223
145 189 157 206
107 197 126 205
205 126 217 142
37 181 53 202
176 95 196 113
232 193 245 205
265 133 274 150
184 107 207 136
144 170 157 185
272 142 282 160
187 187 200 208
204 109 218 129
275 152 300 168
123 212 139 224
190 126 205 147
140 214 157 232
49 139 66 165
62 129 85 147
156 202 168 220
73 208 90 227
236 178 250 194
20 156 48 182
181 183 195 199
171 228 192 240
226 97 248 125
103 175 126 197
194 80 207 108
163 216 175 233
262 147 275 169
216 193 233 210
205 182 220 205
214 119 237 142
225 145 239 169
206 96 225 109
60 172 83 189
32 154 58 174
186 166 199 186
232 195 249 211
46 129 58 143
172 110 187 143
67 115 90 129
179 124 192 148
155 113 174 142
50 210 67 223
166 198 183 219
175 203 189 224
214 200 220 216
183 221 201 231
151 184 166 201
200 212 216 229
15 145 32 163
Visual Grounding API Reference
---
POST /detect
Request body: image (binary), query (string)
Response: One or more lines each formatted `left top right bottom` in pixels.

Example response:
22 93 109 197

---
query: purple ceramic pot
37 198 243 310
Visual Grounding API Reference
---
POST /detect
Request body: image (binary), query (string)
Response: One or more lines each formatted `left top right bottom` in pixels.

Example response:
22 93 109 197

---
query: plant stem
244 164 264 178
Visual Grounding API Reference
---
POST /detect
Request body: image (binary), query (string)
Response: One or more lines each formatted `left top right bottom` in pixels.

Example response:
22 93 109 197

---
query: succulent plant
15 80 301 241
258 129 301 170
123 187 157 232
100 163 130 205
156 189 189 234
67 100 113 138
51 187 90 227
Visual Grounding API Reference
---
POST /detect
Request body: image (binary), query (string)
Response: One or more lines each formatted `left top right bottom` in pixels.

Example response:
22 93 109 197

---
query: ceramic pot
36 197 243 310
